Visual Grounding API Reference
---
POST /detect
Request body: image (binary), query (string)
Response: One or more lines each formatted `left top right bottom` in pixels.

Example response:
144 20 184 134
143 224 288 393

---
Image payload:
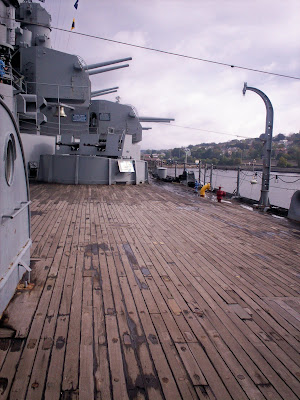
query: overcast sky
44 0 300 150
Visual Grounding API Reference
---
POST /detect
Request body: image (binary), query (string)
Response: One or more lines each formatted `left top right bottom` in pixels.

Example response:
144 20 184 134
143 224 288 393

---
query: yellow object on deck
200 183 211 197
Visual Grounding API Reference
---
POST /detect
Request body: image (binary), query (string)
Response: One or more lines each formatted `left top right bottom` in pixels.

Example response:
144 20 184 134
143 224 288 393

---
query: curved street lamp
243 83 274 208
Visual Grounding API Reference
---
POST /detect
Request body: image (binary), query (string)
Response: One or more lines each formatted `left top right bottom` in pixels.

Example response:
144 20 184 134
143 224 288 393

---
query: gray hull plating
0 97 31 317
38 155 148 185
0 0 31 316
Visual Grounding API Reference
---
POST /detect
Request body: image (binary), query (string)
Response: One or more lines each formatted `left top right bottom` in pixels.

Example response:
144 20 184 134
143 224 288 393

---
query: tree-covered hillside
142 133 300 168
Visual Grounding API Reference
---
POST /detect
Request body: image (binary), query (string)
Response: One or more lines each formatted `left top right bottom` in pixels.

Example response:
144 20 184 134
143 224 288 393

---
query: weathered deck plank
0 182 299 400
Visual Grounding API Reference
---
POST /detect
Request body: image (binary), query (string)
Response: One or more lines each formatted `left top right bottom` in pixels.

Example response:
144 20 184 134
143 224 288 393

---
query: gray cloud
47 0 300 149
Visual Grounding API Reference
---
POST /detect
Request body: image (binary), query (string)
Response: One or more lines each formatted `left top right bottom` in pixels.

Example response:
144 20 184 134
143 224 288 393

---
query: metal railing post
199 161 201 183
236 167 241 197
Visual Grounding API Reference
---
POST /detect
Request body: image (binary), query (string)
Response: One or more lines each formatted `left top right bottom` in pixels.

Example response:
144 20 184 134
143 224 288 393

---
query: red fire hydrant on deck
216 186 226 202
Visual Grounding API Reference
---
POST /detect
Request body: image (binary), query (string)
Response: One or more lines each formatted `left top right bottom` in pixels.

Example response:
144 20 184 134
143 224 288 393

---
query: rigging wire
239 172 248 188
272 173 300 178
7 14 300 81
50 26 300 81
277 176 300 183
18 119 86 132
154 122 250 139
240 170 300 181
65 2 78 52
20 126 82 132
209 171 299 193
268 185 298 191
53 0 62 50
211 173 237 180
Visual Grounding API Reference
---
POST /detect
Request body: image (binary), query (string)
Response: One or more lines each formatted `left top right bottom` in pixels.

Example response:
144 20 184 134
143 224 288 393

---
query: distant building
278 139 288 147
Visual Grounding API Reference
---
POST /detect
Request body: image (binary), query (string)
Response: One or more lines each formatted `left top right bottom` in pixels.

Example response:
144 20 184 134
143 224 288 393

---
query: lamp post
243 83 273 208
58 85 60 137
184 148 191 167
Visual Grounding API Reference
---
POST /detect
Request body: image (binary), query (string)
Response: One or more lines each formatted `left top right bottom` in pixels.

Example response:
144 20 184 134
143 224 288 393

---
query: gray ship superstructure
9 0 174 185
0 0 31 316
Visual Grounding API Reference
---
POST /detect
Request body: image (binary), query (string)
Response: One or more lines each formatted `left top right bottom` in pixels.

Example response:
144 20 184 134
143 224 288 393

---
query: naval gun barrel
138 117 175 123
88 64 129 76
92 90 118 97
84 57 132 71
91 87 119 97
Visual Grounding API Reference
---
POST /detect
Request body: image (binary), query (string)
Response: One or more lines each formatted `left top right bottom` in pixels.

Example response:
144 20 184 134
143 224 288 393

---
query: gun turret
88 64 129 76
128 110 174 123
92 90 118 97
84 57 132 71
138 117 175 123
91 87 119 98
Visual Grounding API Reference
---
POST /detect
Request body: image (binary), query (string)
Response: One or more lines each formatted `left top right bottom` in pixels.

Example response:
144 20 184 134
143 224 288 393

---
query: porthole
5 134 16 186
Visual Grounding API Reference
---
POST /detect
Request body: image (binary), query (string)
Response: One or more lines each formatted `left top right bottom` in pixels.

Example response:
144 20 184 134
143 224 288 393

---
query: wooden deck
0 181 299 400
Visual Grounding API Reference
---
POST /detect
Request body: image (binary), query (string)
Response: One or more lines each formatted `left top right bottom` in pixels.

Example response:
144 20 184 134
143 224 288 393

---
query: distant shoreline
165 164 300 174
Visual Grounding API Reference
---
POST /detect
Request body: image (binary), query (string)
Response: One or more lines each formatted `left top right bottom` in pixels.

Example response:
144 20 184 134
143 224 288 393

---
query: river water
166 167 300 209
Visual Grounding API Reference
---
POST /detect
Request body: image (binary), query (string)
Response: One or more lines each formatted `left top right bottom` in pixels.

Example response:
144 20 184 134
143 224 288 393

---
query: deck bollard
288 190 300 222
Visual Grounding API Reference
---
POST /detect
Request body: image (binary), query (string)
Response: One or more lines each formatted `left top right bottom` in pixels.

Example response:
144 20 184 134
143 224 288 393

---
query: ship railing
2 65 27 93
0 65 25 92
11 67 27 93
